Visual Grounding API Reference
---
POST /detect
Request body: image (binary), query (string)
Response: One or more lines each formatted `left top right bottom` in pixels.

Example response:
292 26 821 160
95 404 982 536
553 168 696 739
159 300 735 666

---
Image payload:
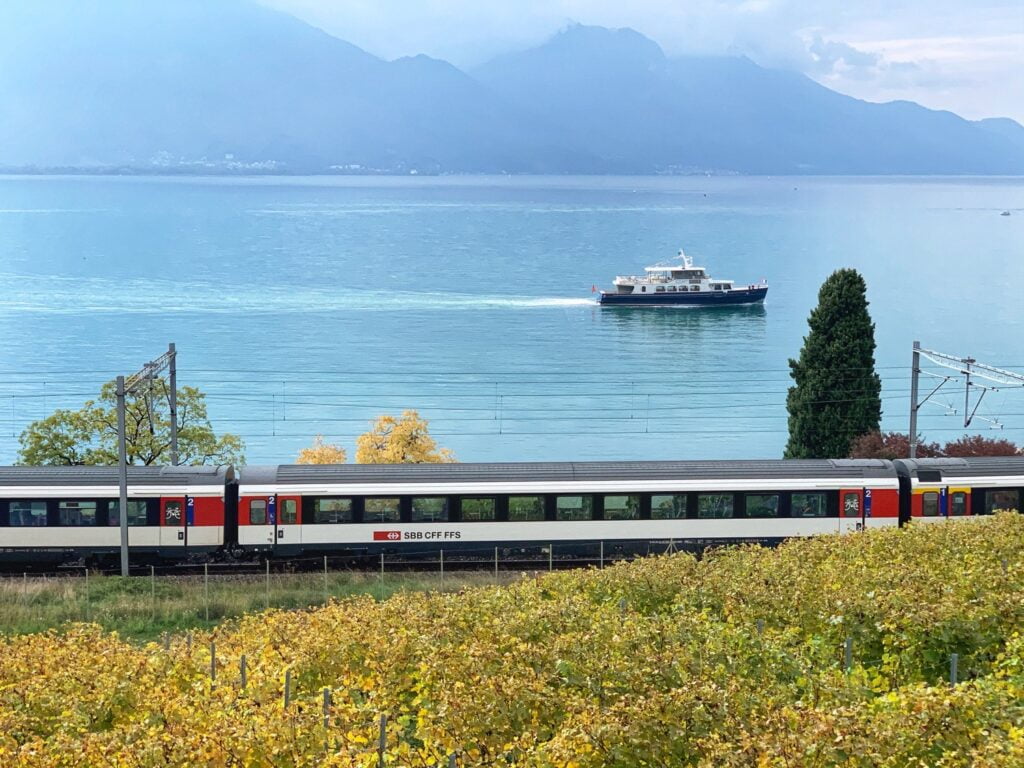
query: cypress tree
785 269 881 458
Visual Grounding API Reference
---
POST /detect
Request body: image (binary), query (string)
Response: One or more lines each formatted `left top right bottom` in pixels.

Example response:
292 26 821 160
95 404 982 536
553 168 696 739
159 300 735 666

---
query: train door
839 488 866 533
275 496 301 549
160 496 186 548
245 496 275 548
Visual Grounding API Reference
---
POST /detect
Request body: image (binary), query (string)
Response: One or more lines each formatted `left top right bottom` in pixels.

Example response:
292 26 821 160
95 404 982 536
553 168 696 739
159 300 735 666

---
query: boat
1001 211 1011 216
597 249 768 307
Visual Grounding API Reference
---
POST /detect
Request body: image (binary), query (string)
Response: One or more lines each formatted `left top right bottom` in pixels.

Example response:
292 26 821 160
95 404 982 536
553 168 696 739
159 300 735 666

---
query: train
0 456 1021 568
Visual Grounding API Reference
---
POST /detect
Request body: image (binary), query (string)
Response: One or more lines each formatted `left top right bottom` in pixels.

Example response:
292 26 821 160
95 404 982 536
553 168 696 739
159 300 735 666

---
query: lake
0 174 1021 464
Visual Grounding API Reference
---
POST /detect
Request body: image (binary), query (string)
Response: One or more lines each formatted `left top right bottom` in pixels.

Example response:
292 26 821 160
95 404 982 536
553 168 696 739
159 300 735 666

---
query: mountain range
1 0 1021 175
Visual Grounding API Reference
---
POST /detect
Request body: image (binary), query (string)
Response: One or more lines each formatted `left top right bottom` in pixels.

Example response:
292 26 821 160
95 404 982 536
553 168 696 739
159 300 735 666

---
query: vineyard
3 516 1024 766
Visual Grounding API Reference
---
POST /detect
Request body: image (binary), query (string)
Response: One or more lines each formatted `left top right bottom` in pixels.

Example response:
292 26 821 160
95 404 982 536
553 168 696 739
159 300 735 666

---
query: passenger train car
0 457 1020 567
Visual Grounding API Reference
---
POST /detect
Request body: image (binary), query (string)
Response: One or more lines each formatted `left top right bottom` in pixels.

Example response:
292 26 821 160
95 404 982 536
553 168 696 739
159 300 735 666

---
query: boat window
461 498 496 521
640 286 646 293
556 495 593 521
365 498 401 523
691 286 700 292
651 494 687 519
9 501 47 526
655 286 665 292
59 500 98 526
603 495 639 520
412 497 448 522
509 495 544 521
697 494 733 519
666 286 676 292
792 493 827 517
312 498 353 523
249 499 267 525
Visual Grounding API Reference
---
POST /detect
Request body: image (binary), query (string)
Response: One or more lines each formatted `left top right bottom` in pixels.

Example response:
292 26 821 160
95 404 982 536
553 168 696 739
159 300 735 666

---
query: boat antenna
678 248 693 269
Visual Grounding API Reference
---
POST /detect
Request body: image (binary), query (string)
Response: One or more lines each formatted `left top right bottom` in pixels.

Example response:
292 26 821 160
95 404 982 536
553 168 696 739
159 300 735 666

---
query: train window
280 499 298 525
461 498 496 522
922 492 939 517
651 494 687 519
508 496 544 521
984 489 1019 514
556 495 593 521
951 492 967 517
603 495 639 520
108 501 148 526
9 501 47 526
249 500 267 525
697 494 733 519
792 493 827 517
59 501 97 526
412 497 448 522
312 498 353 524
744 494 779 518
843 493 861 517
365 498 400 523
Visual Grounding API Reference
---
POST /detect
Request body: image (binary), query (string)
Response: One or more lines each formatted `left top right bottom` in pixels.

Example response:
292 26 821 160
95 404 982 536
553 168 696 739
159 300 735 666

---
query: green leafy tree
785 269 882 458
18 377 244 466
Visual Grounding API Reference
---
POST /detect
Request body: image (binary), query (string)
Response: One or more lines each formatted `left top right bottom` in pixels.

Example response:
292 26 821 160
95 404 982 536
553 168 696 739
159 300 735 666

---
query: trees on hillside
849 431 1019 459
296 435 348 465
355 410 455 464
18 377 244 466
785 269 882 458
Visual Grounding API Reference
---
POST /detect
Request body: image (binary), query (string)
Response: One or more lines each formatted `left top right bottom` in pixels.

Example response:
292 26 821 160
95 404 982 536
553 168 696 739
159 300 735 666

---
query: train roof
0 465 234 486
898 457 1024 480
240 459 897 485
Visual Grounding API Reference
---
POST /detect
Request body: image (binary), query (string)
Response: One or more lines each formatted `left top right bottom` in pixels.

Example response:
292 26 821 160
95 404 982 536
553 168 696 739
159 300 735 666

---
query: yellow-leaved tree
296 435 347 464
355 410 455 464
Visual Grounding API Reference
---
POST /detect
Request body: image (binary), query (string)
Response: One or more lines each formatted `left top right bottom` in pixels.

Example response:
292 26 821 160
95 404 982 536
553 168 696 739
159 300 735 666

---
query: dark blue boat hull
599 287 768 306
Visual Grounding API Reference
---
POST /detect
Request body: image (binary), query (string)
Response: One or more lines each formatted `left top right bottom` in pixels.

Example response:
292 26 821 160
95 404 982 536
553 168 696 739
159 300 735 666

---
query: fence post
284 668 292 709
162 632 170 652
600 541 604 569
844 637 853 674
265 559 270 610
22 572 27 599
323 555 329 605
379 552 385 601
150 565 156 620
187 632 193 653
240 654 247 689
440 549 445 589
84 567 90 622
549 544 553 572
950 653 959 685
204 563 210 622
494 546 499 584
378 713 387 767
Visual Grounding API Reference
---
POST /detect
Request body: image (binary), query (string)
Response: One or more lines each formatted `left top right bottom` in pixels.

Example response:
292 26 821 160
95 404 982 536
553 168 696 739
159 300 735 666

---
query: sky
263 0 1024 123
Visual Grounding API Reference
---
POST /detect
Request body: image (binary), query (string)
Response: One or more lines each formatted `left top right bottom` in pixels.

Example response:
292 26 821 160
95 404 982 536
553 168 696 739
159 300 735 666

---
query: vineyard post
756 619 765 635
284 669 292 709
84 567 90 622
950 653 959 685
265 559 270 610
210 641 216 683
440 549 445 589
162 632 170 652
549 544 553 572
240 655 247 689
322 687 331 729
378 714 387 767
379 552 384 601
204 563 209 622
22 572 26 599
600 541 604 569
323 555 328 605
150 565 156 620
448 754 457 768
187 632 192 652
844 637 853 674
494 547 498 583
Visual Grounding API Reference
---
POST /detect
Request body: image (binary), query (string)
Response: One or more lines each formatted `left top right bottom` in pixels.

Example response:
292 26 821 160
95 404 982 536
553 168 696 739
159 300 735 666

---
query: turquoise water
0 174 1021 464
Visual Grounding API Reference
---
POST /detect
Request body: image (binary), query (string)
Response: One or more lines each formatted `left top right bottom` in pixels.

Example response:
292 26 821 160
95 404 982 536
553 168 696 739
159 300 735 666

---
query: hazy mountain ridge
0 1 1021 174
